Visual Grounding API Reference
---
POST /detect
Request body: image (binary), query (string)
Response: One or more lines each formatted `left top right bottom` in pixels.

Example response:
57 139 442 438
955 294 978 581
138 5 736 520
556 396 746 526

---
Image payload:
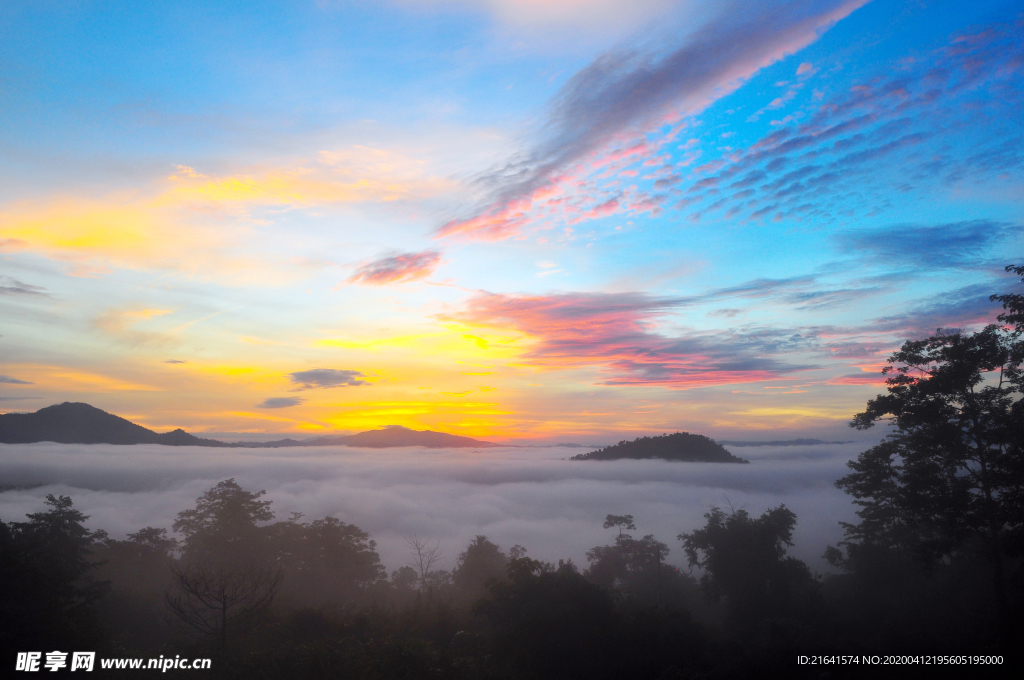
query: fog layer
0 442 873 572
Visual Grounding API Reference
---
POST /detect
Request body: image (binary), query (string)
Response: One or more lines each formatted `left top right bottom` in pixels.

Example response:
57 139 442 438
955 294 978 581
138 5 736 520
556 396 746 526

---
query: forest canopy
571 432 749 463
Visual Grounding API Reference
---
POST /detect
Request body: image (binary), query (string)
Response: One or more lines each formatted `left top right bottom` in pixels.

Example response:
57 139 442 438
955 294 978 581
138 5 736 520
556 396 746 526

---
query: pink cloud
347 250 442 285
571 196 621 223
826 373 888 386
0 238 28 250
448 291 799 389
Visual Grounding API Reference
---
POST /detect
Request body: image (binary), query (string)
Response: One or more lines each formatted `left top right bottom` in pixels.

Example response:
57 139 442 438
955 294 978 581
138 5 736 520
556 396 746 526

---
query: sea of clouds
0 441 879 574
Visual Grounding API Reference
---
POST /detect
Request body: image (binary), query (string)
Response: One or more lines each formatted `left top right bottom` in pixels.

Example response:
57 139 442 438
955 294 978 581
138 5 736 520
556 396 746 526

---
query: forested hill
571 432 749 463
0 402 498 448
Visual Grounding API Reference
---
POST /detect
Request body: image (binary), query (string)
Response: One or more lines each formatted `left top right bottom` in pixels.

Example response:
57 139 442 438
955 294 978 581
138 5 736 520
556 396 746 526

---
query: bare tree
405 537 442 590
166 561 282 650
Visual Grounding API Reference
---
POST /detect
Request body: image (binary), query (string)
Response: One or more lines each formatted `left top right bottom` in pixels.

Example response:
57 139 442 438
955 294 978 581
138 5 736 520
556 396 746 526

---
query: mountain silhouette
0 403 230 446
571 432 748 463
306 425 500 448
0 402 497 448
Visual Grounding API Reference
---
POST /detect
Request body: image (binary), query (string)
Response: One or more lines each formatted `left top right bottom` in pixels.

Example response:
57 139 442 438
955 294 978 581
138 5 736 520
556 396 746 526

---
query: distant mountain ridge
571 432 748 463
306 426 498 449
717 438 854 447
0 402 499 449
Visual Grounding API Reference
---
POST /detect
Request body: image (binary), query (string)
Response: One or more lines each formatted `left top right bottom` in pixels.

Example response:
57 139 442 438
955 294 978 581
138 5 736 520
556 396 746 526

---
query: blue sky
1 0 1021 440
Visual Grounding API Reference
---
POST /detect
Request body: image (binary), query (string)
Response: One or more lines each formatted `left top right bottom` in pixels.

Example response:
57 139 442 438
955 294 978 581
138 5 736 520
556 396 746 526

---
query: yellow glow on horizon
739 406 850 419
6 364 163 393
314 326 523 366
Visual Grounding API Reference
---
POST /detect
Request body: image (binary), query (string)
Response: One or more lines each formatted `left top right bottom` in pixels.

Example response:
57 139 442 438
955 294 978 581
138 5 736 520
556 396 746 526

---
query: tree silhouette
165 480 284 650
173 478 274 566
405 536 443 591
0 495 107 653
588 516 670 605
267 514 384 607
832 265 1024 638
476 557 626 680
679 505 814 637
452 535 508 599
603 514 637 536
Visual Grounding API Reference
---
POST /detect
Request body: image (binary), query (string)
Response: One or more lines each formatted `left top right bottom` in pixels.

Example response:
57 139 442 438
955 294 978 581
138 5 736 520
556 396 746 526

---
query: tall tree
476 557 626 680
167 480 282 649
405 536 443 591
603 514 637 536
173 478 274 566
452 535 508 599
832 265 1024 635
0 495 108 652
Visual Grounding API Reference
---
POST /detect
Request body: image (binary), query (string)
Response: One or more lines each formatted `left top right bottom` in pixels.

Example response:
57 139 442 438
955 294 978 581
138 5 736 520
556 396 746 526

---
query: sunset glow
1 0 1021 442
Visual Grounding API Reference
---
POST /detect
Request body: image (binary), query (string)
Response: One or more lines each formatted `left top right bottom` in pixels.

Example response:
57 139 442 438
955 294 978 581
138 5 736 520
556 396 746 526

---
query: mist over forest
5 282 1024 679
0 441 868 576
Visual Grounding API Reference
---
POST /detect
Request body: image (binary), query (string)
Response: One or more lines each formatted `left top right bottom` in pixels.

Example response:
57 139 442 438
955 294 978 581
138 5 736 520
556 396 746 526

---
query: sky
1 0 1022 442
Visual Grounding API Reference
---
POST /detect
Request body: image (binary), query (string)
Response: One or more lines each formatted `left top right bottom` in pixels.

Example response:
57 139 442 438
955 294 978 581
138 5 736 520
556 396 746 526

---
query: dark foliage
680 505 818 641
830 266 1024 640
451 535 509 602
269 515 386 608
477 557 710 680
3 474 1021 678
0 495 108 657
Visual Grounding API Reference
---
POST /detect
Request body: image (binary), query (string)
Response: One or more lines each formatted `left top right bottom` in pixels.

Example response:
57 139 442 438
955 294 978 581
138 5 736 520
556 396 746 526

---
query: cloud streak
0 146 460 281
448 291 814 387
871 284 1008 336
835 220 1019 270
0 276 50 297
347 250 442 285
434 18 1022 245
436 0 868 240
257 397 306 409
289 368 370 389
